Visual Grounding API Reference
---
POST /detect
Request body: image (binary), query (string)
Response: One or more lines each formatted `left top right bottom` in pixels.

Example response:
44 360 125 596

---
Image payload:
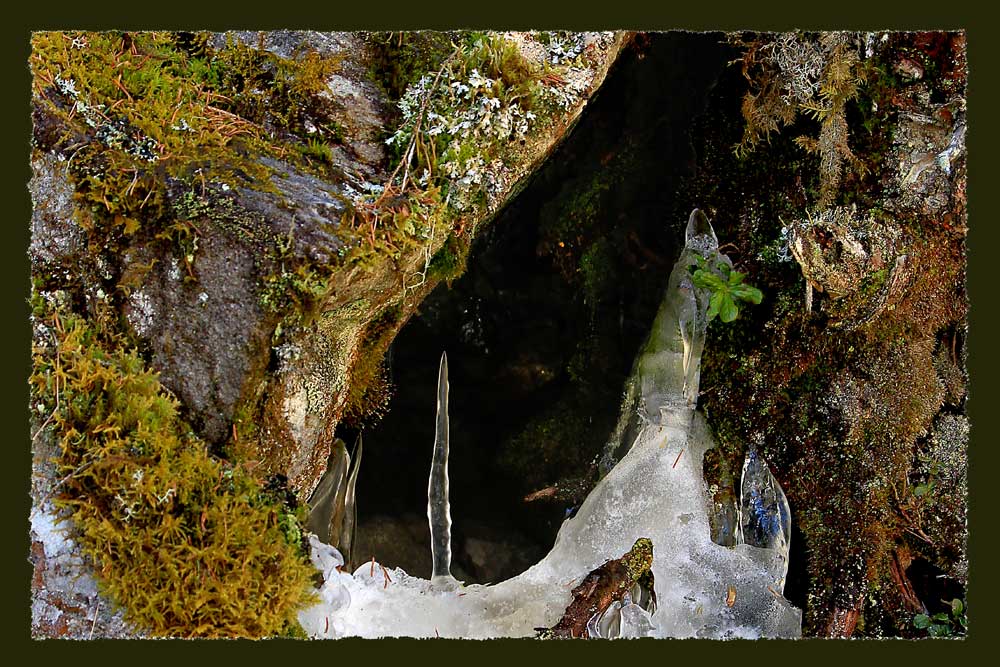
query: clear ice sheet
305 436 362 570
298 210 801 639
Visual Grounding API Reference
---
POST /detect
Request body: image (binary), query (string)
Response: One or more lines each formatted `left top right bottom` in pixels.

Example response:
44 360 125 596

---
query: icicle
306 439 350 545
679 209 730 408
428 352 459 589
339 435 363 572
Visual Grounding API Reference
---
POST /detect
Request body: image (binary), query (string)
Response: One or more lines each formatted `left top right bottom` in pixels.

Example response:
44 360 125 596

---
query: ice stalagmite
339 437 362 571
599 209 731 475
428 352 459 590
298 209 801 639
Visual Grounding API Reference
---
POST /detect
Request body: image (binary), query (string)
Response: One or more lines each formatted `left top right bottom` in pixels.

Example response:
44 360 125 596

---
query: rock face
29 30 630 637
689 31 967 637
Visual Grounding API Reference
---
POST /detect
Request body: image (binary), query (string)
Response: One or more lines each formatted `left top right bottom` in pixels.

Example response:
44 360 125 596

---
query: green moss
30 31 341 245
260 263 333 326
459 33 541 110
295 137 335 167
342 184 454 270
340 305 405 429
368 31 457 102
30 307 317 637
427 231 470 283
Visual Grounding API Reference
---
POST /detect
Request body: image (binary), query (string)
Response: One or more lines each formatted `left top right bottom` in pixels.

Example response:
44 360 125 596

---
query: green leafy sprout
914 598 967 638
690 258 764 323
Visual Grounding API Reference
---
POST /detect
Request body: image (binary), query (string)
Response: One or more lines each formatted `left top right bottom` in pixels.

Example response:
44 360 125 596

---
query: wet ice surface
298 210 801 639
737 449 792 590
306 436 362 570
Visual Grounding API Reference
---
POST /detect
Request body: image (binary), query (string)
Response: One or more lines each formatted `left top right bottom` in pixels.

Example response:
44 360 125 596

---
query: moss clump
460 33 541 110
379 33 543 215
733 32 869 209
29 31 341 247
30 308 317 638
343 184 452 269
340 305 405 429
427 231 471 283
259 262 334 326
368 31 457 102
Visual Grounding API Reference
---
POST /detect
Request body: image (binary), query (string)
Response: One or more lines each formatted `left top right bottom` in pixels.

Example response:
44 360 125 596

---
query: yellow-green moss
342 184 454 269
30 31 340 243
426 231 471 283
30 307 317 638
340 305 406 429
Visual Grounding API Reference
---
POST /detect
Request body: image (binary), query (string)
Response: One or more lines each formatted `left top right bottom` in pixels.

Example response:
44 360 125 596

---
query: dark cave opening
339 32 810 594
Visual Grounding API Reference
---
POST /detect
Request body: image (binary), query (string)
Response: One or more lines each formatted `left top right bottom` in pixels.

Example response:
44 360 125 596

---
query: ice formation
298 209 801 639
306 436 362 570
428 352 459 589
736 449 792 590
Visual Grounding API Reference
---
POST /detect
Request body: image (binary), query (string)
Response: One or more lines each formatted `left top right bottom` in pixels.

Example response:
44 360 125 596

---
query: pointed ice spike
685 208 719 256
339 435 362 572
599 209 732 472
306 438 350 545
428 351 458 588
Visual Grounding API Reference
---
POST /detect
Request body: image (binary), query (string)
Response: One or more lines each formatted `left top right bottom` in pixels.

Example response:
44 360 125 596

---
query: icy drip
735 449 791 590
339 437 362 571
306 437 361 569
600 208 731 474
298 210 801 639
305 439 350 545
428 352 458 589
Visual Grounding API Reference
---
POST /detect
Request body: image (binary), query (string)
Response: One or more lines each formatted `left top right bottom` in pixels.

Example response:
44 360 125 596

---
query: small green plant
690 259 764 323
298 138 334 166
914 598 967 637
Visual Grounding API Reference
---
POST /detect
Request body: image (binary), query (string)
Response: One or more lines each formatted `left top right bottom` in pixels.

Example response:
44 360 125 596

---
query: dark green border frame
3 2 991 661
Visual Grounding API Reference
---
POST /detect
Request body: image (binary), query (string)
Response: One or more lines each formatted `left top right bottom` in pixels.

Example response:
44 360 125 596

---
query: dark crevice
341 32 737 584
